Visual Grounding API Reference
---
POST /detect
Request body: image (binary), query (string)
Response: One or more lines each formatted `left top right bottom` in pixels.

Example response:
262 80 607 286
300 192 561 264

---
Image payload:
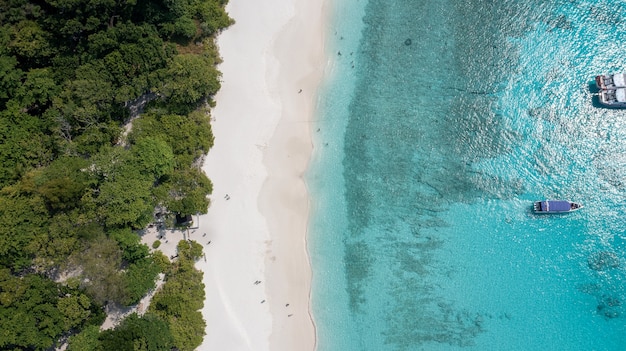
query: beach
191 0 327 349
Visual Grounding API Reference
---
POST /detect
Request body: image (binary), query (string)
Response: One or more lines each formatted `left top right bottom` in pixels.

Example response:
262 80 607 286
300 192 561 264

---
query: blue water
308 0 626 350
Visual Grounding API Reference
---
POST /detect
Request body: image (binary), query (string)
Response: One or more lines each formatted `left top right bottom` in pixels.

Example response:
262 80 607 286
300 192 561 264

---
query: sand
190 0 328 350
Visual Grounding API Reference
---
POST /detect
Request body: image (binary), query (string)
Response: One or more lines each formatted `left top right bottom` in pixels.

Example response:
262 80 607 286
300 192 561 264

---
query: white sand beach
190 0 328 350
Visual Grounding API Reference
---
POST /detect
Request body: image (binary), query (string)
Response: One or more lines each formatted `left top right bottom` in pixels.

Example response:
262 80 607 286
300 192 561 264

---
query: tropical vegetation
0 0 232 349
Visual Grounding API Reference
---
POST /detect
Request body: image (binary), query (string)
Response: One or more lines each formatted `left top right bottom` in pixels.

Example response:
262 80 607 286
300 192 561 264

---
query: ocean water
308 0 626 350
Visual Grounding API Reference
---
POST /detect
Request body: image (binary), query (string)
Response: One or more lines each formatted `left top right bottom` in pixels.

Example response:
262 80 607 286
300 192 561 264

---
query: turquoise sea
308 0 626 350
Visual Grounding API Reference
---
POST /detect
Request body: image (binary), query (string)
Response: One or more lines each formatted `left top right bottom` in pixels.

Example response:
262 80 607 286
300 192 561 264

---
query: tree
24 156 91 212
0 0 232 347
172 16 197 38
109 228 150 264
54 63 118 127
167 310 205 351
196 0 233 36
32 211 82 271
163 167 212 216
158 54 221 107
85 147 155 228
67 325 102 351
95 174 154 228
14 67 59 110
122 257 161 306
71 236 126 305
0 269 97 351
151 251 171 272
8 20 54 66
151 254 204 317
57 293 93 330
149 240 205 350
0 55 23 104
129 137 174 182
99 313 174 351
0 189 49 271
0 108 56 188
177 239 203 261
129 110 214 168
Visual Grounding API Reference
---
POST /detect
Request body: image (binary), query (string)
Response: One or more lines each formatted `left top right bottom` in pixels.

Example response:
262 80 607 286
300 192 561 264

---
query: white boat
598 88 626 108
596 73 626 90
533 200 583 214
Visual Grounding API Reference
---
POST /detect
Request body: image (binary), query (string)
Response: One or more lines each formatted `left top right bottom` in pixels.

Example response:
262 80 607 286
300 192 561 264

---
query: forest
0 0 232 349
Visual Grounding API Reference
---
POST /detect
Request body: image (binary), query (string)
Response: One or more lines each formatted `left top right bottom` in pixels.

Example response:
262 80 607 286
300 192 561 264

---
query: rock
587 251 620 271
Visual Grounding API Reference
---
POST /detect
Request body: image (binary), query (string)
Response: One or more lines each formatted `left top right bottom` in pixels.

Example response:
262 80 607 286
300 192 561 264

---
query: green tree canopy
0 108 56 187
0 0 231 347
22 156 91 212
149 240 205 350
162 167 212 215
0 189 49 271
152 242 204 318
70 236 126 305
122 257 161 306
0 269 99 350
14 67 59 111
99 313 174 351
167 310 205 351
129 110 214 168
8 20 55 65
158 54 221 108
109 228 150 264
67 325 102 351
83 146 154 228
129 137 174 181
95 175 154 228
0 55 23 104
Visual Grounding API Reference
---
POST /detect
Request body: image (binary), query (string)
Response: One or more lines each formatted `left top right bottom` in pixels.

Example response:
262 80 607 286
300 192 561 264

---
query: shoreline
196 0 328 350
261 0 328 348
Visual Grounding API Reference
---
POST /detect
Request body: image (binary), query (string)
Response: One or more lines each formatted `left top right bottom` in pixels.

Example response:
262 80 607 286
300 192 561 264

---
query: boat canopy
616 88 626 102
614 73 626 87
541 201 571 212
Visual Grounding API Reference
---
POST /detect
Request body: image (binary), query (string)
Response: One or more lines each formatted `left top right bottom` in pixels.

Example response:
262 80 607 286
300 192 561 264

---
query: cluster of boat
596 73 626 108
530 74 626 210
537 74 626 211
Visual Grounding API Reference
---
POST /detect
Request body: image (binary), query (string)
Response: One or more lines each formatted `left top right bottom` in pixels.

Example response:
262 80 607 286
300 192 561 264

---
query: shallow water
309 0 626 350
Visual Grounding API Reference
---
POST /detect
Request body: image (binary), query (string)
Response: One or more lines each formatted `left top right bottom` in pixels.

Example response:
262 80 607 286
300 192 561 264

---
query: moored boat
596 73 626 90
533 200 583 214
598 88 626 108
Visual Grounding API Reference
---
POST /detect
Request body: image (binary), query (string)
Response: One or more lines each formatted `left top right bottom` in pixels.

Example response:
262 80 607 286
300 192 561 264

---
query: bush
151 251 171 272
122 257 162 305
149 241 205 350
67 325 101 351
152 240 161 249
99 313 174 351
177 240 203 261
